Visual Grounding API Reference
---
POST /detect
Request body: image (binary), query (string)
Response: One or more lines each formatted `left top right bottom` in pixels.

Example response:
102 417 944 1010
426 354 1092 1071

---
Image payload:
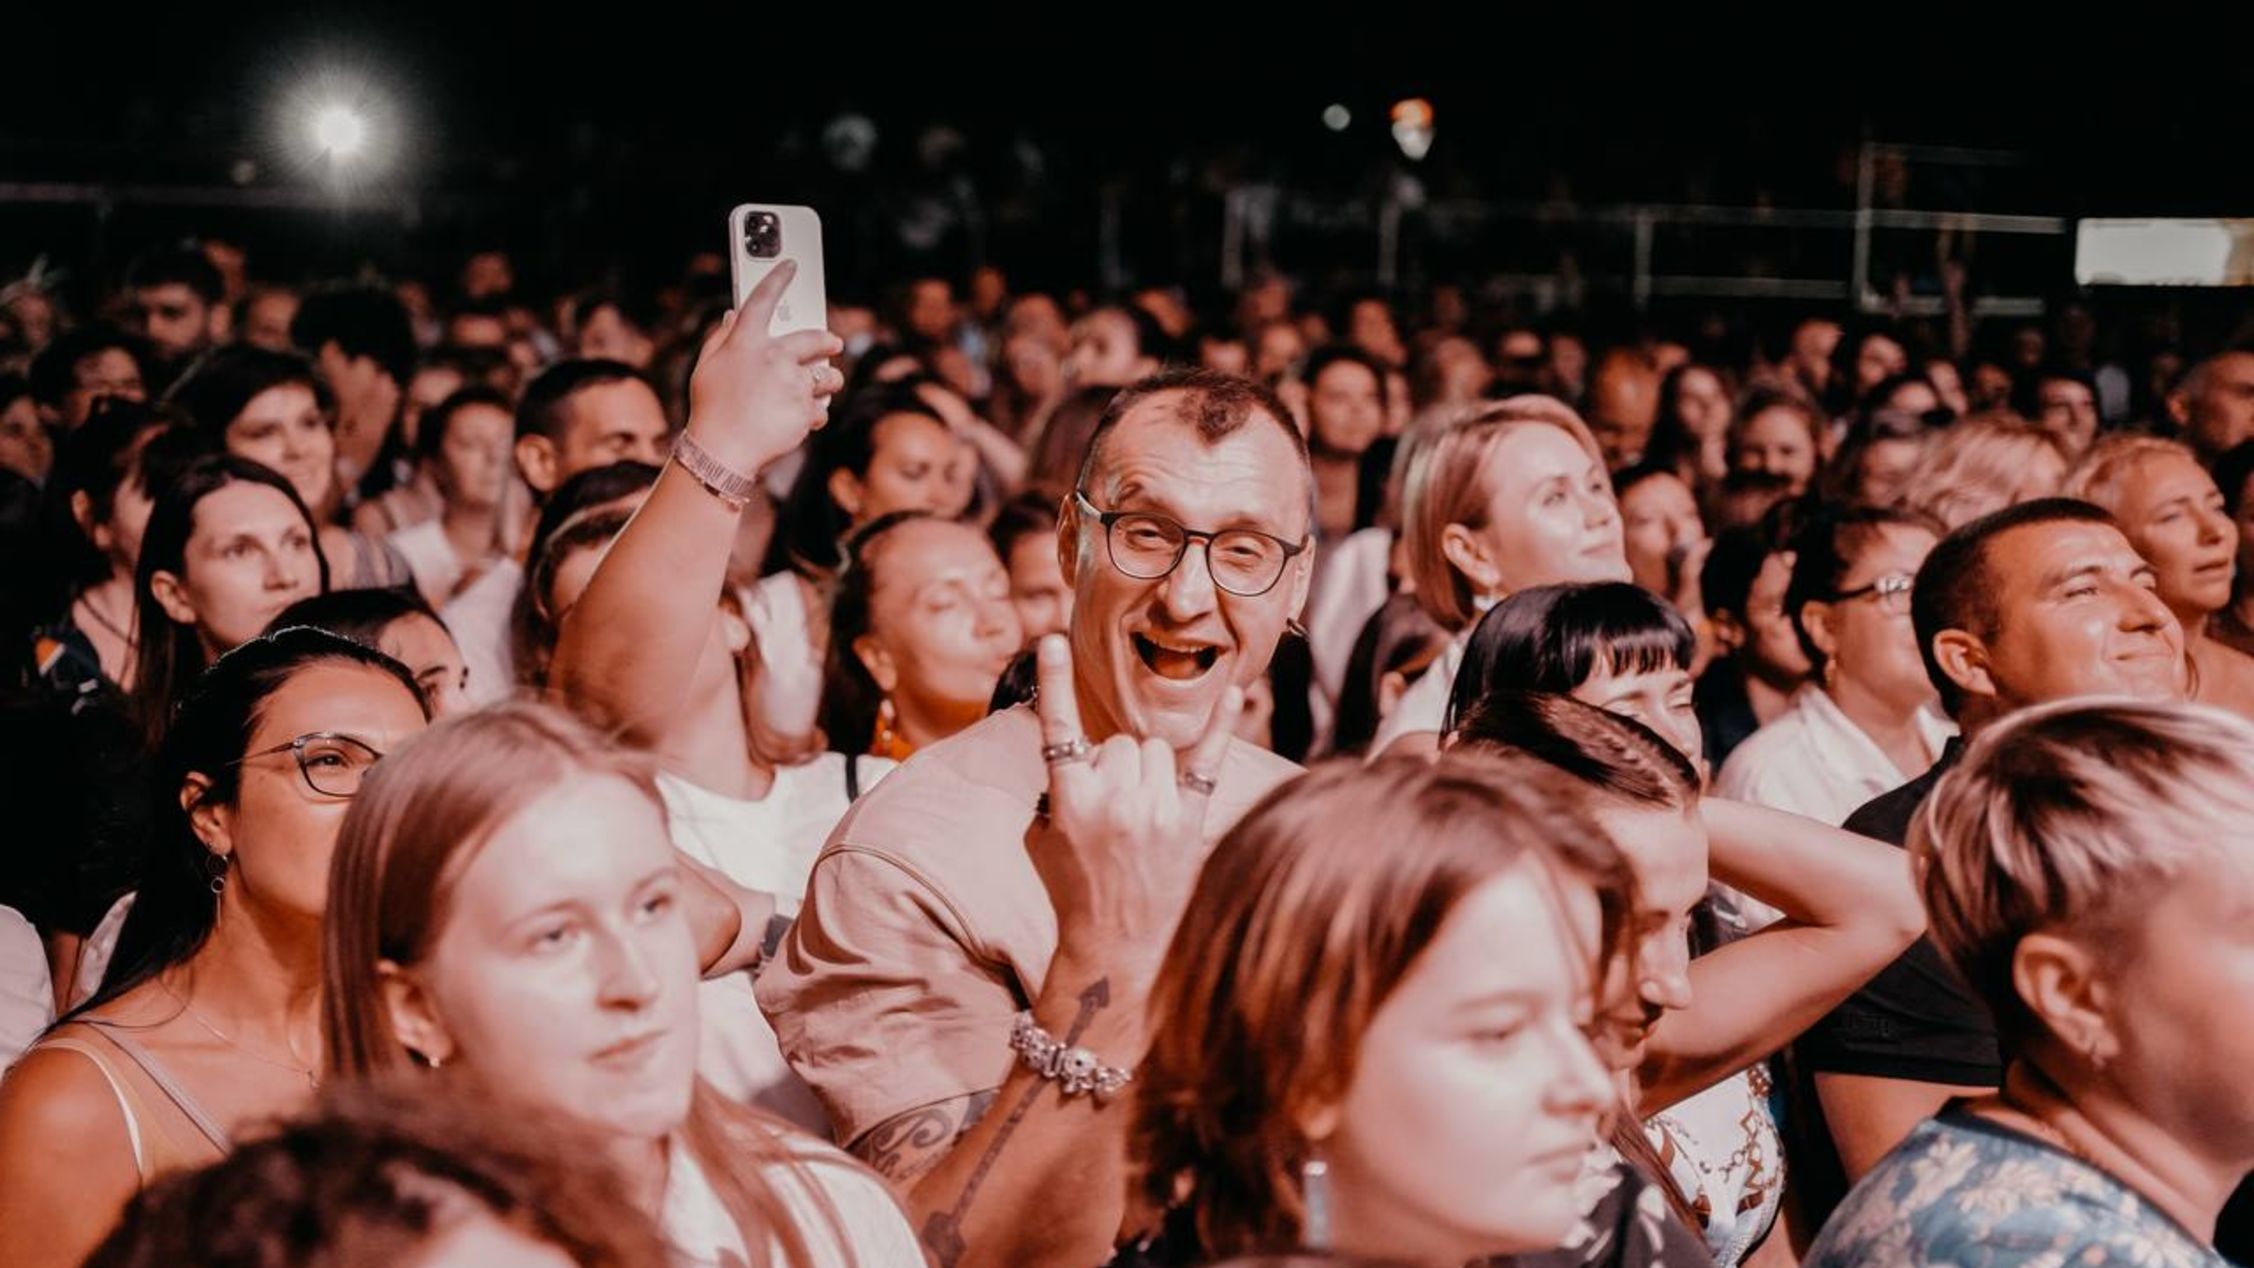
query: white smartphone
727 203 829 333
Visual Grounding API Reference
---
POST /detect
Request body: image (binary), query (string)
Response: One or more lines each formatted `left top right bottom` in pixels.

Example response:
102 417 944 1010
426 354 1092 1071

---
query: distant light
230 158 258 185
311 105 368 158
1322 104 1351 132
1390 97 1435 161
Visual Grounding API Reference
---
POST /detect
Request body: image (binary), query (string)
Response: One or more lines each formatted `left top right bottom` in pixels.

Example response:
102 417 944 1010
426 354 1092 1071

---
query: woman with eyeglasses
0 629 431 1268
1714 507 1951 829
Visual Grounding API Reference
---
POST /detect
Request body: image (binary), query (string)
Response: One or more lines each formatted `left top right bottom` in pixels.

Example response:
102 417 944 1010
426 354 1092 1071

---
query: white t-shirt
388 519 466 608
1713 685 1954 826
659 1132 923 1268
0 906 52 1073
658 757 895 1132
441 557 525 707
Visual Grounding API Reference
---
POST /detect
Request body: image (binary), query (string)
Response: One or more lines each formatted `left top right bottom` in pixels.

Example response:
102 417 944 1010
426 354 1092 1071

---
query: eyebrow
1107 479 1286 535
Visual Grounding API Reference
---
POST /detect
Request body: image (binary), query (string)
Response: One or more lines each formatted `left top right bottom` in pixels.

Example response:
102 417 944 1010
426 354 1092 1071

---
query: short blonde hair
1894 414 2071 531
1401 396 1604 630
2060 433 2199 513
1912 698 2254 1055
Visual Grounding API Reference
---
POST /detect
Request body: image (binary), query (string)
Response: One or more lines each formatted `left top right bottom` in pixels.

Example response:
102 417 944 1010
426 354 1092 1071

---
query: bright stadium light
311 104 368 158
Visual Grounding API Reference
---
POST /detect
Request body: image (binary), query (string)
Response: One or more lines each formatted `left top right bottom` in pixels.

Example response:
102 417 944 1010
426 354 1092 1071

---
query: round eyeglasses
1073 489 1307 598
231 732 385 798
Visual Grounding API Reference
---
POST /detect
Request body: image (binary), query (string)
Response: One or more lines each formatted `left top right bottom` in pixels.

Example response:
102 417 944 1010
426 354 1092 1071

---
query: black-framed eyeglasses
231 732 385 798
1834 573 1914 615
1073 489 1308 598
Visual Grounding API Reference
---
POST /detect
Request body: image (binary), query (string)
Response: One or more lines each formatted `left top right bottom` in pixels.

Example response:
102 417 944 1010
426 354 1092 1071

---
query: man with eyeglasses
1792 497 2189 1224
761 369 1315 1267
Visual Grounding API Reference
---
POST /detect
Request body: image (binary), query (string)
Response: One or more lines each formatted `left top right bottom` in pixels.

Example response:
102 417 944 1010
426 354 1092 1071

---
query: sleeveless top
35 1019 232 1185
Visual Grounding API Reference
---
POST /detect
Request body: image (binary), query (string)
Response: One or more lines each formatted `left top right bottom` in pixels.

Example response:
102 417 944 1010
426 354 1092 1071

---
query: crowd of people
2 229 2254 1267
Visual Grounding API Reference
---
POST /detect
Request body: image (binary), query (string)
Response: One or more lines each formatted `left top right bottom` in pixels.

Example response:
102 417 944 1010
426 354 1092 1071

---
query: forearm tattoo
919 979 1112 1268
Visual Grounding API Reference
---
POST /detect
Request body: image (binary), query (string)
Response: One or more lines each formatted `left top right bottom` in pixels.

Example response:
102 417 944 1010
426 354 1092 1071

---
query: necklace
160 980 318 1089
74 588 136 647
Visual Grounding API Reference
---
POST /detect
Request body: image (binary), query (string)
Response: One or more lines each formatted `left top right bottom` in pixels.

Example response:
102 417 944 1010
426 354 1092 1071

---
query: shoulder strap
76 1020 233 1155
37 1037 150 1183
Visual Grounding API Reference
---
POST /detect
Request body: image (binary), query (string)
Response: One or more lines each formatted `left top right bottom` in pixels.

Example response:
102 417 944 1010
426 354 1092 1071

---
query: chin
586 1080 696 1143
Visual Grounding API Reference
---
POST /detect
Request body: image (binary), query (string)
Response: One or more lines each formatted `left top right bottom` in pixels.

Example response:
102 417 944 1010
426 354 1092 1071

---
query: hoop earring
206 853 230 896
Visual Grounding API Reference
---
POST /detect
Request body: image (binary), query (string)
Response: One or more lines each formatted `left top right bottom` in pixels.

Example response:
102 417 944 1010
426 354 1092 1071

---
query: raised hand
1027 635 1238 966
685 260 848 475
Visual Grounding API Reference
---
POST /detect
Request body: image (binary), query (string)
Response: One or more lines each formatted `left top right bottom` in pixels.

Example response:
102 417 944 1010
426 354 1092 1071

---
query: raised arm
1635 797 1925 1114
550 263 842 747
890 637 1238 1267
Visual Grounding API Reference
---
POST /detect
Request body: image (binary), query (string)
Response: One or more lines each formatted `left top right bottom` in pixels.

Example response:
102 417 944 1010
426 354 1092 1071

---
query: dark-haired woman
1714 508 1948 827
130 454 329 745
167 346 411 591
0 630 431 1268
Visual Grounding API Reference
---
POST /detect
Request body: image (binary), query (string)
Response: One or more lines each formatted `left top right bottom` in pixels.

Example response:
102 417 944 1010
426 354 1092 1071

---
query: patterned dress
1805 1109 2233 1268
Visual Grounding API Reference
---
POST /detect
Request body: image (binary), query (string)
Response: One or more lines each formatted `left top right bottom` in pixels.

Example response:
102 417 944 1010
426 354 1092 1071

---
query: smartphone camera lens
744 212 782 260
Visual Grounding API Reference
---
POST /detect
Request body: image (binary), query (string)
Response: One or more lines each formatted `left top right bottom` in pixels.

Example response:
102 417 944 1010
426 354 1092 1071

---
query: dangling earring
1300 1156 1332 1250
206 852 230 896
872 697 908 760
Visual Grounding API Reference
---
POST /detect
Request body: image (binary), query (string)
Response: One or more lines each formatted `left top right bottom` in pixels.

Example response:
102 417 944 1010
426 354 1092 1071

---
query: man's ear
1930 628 1998 701
1057 496 1084 587
515 435 560 496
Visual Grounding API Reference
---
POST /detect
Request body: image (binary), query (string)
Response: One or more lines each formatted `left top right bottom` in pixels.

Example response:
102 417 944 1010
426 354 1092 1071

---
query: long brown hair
1131 751 1639 1259
321 701 852 1267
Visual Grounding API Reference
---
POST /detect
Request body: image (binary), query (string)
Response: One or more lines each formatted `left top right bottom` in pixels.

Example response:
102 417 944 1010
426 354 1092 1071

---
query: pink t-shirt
757 705 1300 1144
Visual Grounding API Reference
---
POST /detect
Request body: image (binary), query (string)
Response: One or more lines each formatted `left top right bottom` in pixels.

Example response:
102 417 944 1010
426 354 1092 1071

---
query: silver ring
1041 736 1096 766
1177 769 1218 797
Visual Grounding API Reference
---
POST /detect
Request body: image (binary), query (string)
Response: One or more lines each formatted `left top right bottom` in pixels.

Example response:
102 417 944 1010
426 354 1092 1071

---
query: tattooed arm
848 1090 998 1185
898 964 1149 1268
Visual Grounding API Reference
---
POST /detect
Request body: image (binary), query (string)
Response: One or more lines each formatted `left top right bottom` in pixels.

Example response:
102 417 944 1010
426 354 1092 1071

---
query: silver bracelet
671 430 761 513
1008 1011 1133 1102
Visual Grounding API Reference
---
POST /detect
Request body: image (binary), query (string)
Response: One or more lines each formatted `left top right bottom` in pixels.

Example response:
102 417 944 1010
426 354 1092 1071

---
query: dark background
5 3 2249 312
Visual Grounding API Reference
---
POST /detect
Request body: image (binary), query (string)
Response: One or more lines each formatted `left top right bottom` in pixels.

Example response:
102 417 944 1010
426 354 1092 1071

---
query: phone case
727 203 828 335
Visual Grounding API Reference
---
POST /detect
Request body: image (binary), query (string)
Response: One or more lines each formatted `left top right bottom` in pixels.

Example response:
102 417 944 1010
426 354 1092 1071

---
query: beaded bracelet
1008 1011 1133 1102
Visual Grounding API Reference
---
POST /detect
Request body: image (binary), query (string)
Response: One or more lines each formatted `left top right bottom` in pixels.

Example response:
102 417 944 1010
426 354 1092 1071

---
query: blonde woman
1808 700 2254 1268
1375 397 1629 751
322 702 920 1267
2063 434 2254 719
1892 414 2070 532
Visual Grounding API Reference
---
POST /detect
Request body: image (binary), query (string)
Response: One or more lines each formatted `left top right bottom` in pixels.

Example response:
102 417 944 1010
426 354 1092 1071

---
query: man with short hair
2170 348 2254 462
124 245 225 386
28 326 148 431
1801 497 2185 1205
442 358 672 705
291 285 420 500
761 368 1316 1267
